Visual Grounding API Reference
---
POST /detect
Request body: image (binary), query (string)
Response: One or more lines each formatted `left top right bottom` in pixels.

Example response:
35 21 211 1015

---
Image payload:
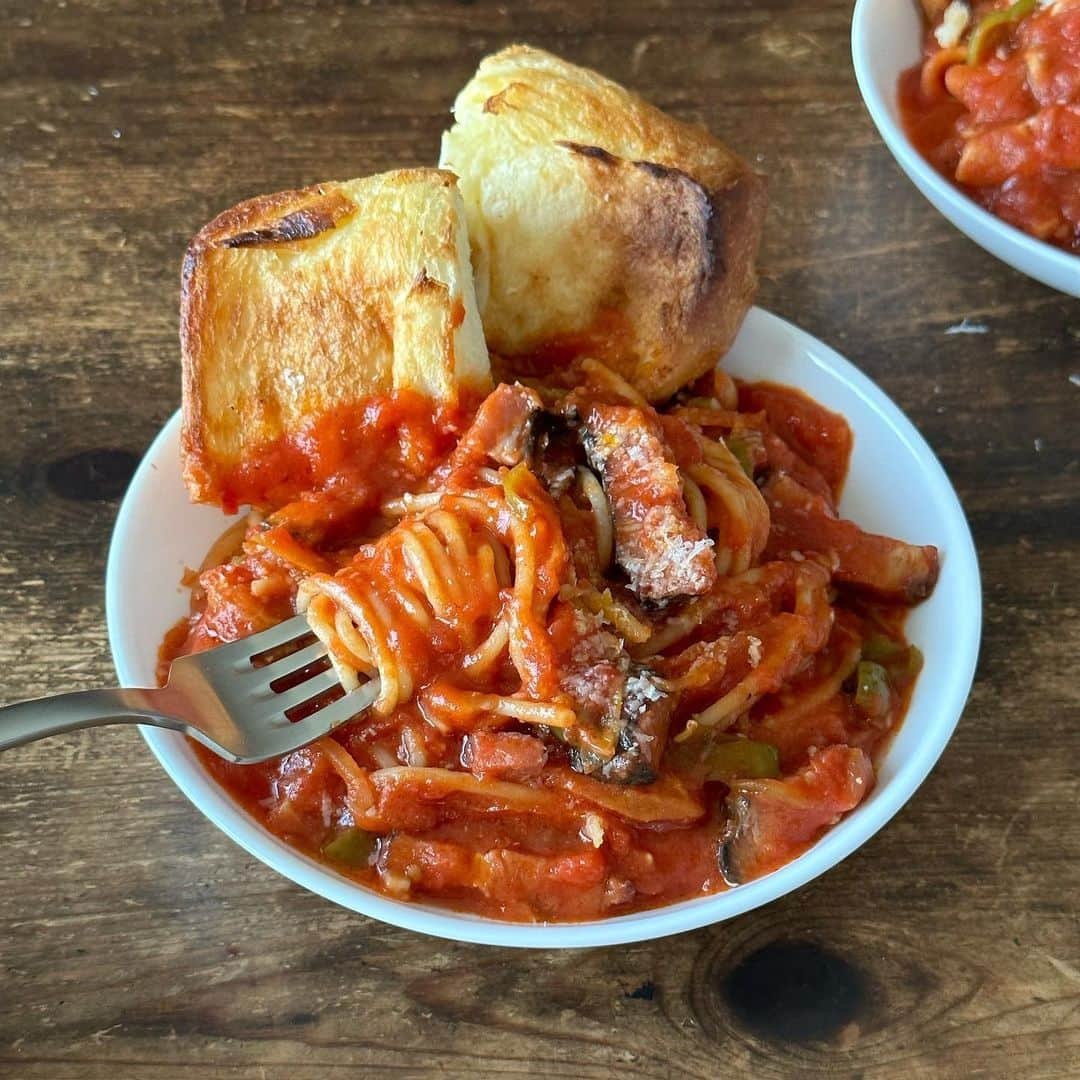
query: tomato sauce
898 0 1080 253
204 389 476 514
162 379 934 923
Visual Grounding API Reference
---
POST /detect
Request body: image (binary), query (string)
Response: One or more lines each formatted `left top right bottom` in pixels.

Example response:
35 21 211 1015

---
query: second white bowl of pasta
851 0 1079 297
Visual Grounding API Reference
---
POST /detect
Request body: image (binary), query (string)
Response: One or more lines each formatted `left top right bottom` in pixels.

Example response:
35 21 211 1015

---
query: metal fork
0 614 380 763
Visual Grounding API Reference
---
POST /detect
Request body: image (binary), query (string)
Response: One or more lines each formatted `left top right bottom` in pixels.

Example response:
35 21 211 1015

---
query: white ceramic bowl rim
106 307 982 948
851 0 1078 297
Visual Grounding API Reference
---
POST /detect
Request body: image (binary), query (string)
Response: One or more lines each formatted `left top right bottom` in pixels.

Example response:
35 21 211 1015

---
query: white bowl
852 0 1079 297
106 307 981 947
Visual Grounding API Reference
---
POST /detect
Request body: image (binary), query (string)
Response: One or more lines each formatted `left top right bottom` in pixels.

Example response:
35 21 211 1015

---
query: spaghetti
164 366 940 922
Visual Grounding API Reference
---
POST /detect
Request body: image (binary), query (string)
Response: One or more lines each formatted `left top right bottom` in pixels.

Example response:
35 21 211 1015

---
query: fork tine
255 640 328 682
287 679 382 740
260 668 341 714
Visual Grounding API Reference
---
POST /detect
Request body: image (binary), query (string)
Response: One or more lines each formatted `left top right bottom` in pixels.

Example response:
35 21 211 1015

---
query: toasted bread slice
180 169 491 508
439 46 766 402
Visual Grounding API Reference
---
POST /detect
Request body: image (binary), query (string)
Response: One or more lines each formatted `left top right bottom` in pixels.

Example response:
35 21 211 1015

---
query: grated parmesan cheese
250 577 276 598
381 869 412 896
580 813 606 848
626 671 664 703
622 671 665 719
934 1 970 48
747 635 763 668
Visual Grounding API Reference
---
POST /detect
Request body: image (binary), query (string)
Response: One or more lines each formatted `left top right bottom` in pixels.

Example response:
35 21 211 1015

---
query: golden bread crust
180 169 491 506
440 45 767 401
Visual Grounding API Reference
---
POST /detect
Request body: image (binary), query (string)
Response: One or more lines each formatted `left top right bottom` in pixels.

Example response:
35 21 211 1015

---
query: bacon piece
719 745 874 885
738 382 853 500
188 561 293 651
377 834 607 916
556 607 673 785
581 403 716 602
598 670 676 785
448 382 542 472
763 474 940 603
461 731 549 783
957 105 1080 187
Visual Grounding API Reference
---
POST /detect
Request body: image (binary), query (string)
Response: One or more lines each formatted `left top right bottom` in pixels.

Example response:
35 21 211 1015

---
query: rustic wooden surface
1 1 1078 1076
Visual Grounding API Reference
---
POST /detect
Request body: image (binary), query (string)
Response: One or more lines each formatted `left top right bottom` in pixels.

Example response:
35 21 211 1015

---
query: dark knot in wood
46 449 137 501
693 936 871 1047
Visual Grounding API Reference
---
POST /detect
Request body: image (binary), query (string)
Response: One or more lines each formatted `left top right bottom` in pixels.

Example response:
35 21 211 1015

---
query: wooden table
2 2 1077 1076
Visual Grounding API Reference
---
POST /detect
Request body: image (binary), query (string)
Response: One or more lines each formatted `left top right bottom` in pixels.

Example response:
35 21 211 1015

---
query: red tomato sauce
162 379 933 923
206 389 476 514
898 0 1080 252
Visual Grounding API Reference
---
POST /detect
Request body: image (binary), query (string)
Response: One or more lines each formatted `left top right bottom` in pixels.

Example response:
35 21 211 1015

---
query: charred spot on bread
191 186 357 251
557 141 620 166
222 208 350 247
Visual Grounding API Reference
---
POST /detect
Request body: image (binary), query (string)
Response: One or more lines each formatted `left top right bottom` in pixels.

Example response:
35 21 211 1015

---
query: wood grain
1 2 1078 1077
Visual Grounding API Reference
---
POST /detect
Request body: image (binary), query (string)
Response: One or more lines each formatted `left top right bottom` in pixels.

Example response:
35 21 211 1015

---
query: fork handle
0 688 181 753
